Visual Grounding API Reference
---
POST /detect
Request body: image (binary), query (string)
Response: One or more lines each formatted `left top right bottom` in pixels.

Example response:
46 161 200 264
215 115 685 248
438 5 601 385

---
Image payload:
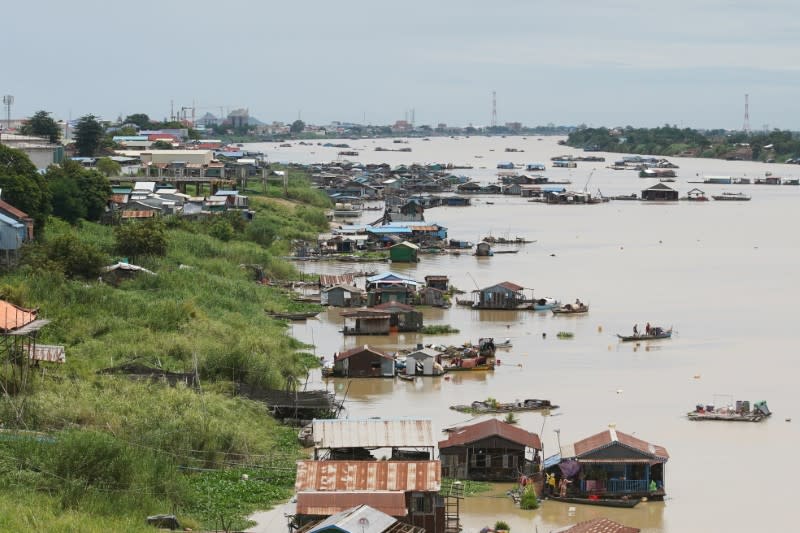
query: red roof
295 460 441 492
438 419 541 450
496 281 524 291
562 517 640 533
572 429 668 460
296 491 408 517
0 199 31 221
335 345 394 361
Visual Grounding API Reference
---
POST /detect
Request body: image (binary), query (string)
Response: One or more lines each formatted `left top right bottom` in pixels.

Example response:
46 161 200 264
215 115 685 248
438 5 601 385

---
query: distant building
227 108 249 129
0 133 63 169
641 183 679 201
332 345 395 377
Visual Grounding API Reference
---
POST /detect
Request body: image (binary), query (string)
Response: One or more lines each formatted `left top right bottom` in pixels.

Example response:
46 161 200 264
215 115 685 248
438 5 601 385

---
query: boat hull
617 332 672 342
548 495 639 508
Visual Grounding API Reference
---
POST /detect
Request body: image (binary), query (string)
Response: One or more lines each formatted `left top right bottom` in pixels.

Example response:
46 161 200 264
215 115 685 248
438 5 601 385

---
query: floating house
389 241 420 263
548 427 669 500
404 347 444 376
294 460 445 533
641 183 679 202
438 419 542 482
321 285 364 307
332 345 395 377
311 417 436 461
474 281 526 309
418 286 446 307
424 275 449 291
341 310 391 336
496 161 515 169
525 162 546 171
371 302 423 332
295 504 426 533
366 272 420 306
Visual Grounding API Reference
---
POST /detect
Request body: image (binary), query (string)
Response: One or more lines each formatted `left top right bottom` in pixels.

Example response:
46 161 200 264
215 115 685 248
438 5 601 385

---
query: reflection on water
261 136 800 533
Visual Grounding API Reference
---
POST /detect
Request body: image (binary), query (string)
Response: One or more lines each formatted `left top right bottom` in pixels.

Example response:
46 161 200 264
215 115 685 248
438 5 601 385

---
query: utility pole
2 95 14 131
491 91 497 128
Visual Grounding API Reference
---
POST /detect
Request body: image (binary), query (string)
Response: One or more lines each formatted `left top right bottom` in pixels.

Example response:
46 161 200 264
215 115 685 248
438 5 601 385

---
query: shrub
495 520 511 531
520 484 539 510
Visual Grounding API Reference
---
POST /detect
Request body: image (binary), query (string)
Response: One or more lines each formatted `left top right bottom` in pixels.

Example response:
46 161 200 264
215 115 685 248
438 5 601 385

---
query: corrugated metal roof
438 419 541 450
304 504 397 532
570 429 668 461
334 345 394 361
497 281 525 291
0 300 38 332
296 491 408 517
311 419 435 449
319 273 355 287
558 517 640 533
295 460 440 492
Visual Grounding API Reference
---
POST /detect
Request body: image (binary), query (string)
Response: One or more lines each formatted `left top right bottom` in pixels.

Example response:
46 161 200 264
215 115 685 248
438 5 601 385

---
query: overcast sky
5 0 800 129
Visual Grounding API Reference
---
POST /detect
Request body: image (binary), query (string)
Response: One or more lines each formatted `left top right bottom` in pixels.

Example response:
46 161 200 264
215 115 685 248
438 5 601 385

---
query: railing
581 479 648 493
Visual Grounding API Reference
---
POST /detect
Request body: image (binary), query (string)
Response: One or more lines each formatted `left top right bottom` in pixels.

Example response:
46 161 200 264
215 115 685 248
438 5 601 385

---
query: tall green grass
0 173 330 529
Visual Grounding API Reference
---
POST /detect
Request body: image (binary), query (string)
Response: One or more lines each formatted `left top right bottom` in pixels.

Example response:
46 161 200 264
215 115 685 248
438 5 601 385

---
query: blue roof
368 226 413 234
215 151 243 158
367 272 420 284
0 213 24 229
543 453 561 470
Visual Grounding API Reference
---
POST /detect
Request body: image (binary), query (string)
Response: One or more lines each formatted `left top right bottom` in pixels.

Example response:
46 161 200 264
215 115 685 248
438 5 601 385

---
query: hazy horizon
5 1 800 130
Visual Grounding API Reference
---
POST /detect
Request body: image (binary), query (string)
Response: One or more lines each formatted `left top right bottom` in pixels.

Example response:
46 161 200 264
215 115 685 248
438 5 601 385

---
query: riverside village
0 103 787 533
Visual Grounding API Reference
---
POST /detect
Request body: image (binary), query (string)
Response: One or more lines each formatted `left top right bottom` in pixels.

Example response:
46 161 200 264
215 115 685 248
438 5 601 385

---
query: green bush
520 484 539 510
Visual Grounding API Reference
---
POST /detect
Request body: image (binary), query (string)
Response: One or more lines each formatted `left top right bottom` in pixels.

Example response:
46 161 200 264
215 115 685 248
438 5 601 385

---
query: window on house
502 454 509 468
412 493 432 514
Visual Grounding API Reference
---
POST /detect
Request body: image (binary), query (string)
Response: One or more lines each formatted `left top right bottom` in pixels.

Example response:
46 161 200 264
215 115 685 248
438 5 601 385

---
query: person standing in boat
645 322 651 335
633 324 639 336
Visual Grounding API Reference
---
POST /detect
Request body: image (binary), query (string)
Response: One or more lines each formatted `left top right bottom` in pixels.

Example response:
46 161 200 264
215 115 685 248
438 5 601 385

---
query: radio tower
491 91 497 128
743 93 751 134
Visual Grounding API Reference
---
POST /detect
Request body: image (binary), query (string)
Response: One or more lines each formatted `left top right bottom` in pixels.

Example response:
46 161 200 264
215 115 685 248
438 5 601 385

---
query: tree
114 218 167 261
44 159 111 223
96 157 121 177
0 144 51 233
122 113 151 129
151 140 173 150
49 176 87 223
73 115 105 156
290 120 305 134
209 218 234 241
19 110 61 144
244 217 276 248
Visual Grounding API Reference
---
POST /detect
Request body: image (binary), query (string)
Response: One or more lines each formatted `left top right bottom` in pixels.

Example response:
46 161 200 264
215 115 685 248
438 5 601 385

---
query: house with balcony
547 427 668 500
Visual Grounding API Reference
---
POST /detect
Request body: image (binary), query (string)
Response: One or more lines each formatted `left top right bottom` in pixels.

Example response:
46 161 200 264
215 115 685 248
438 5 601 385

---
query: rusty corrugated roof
571 429 668 460
561 517 640 533
334 345 394 361
296 491 408 517
311 418 435 449
319 273 355 287
295 460 440 492
438 419 541 450
0 300 37 332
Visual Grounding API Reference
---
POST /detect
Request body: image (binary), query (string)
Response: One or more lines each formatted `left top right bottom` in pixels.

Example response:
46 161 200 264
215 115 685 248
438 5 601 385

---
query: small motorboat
548 495 639 508
617 327 672 342
496 339 513 349
533 297 560 311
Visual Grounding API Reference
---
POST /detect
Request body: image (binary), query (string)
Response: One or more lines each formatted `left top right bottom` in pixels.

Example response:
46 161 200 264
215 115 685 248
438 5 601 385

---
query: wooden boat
495 340 513 349
450 398 557 414
397 374 416 382
712 192 751 201
688 400 771 422
552 303 589 315
617 328 672 342
548 495 639 508
493 250 519 254
455 298 475 307
269 311 320 320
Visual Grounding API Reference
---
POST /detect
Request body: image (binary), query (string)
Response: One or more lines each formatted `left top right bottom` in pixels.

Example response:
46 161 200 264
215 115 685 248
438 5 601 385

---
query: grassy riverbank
0 172 330 530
